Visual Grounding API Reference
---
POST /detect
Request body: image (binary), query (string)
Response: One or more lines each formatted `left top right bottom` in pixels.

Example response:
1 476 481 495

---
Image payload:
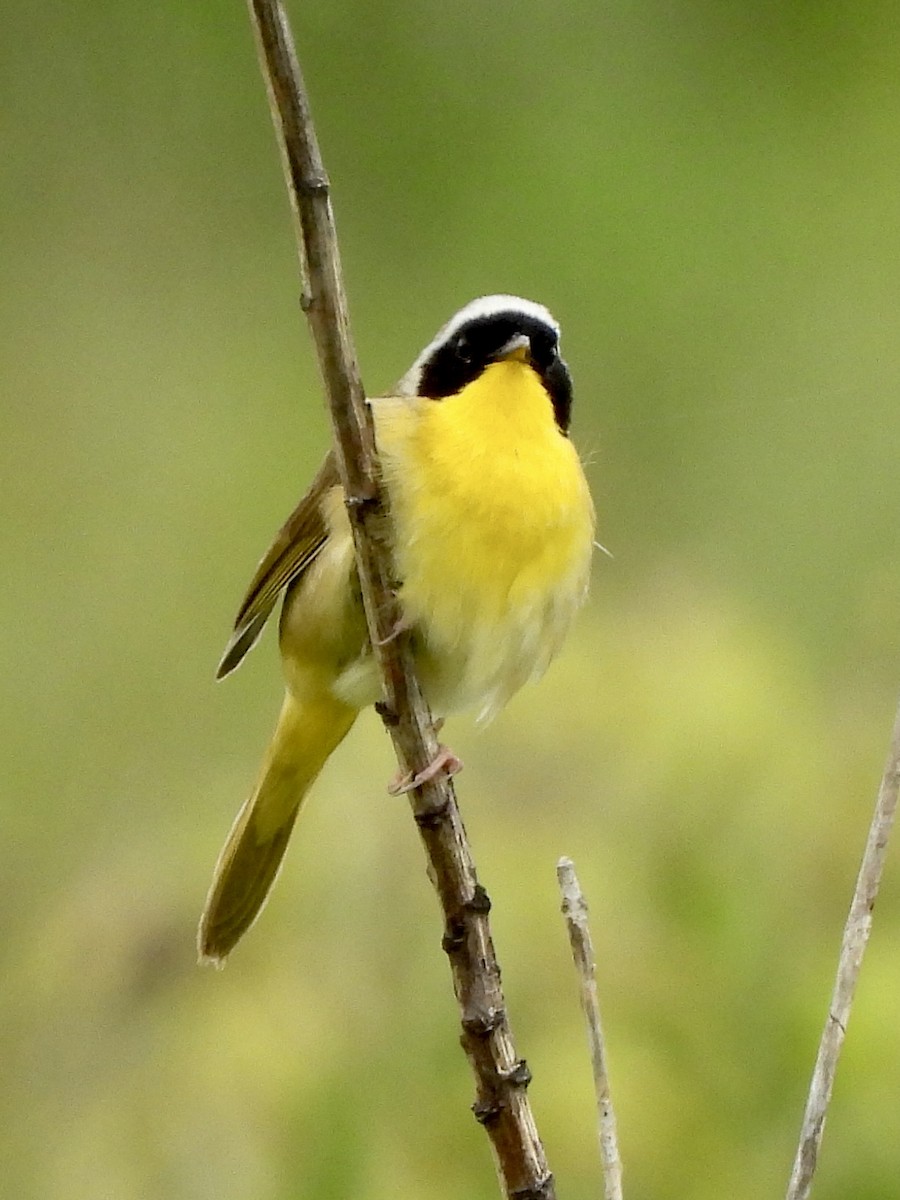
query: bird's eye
455 334 472 363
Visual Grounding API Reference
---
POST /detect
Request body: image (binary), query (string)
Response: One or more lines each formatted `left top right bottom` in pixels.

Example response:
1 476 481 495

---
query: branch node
499 1059 532 1088
344 487 379 513
413 800 452 830
462 1005 505 1039
442 918 467 955
374 700 400 728
465 884 492 916
295 172 329 196
510 1178 555 1200
472 1096 503 1127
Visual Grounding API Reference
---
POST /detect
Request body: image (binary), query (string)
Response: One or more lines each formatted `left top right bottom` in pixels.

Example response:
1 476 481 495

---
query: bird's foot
388 745 463 795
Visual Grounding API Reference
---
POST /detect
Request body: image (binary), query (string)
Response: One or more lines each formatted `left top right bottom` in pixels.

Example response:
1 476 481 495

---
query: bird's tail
198 689 357 965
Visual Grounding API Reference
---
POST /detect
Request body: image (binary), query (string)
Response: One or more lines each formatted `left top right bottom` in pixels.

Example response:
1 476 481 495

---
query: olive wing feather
216 452 340 679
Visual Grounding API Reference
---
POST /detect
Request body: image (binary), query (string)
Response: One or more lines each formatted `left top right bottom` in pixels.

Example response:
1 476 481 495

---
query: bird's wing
216 452 341 679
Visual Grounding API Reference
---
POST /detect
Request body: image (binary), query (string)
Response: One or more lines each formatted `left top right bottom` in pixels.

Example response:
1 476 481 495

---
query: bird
198 294 596 965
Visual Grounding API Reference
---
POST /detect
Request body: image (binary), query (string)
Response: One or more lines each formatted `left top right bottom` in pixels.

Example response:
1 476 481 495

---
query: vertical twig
244 4 556 1196
557 857 624 1200
785 697 900 1200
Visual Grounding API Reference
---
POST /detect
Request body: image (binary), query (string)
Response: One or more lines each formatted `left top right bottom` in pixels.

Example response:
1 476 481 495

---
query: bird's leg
387 743 463 795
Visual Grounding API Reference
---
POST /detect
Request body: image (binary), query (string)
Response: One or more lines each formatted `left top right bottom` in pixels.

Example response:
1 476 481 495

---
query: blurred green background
3 1 899 1197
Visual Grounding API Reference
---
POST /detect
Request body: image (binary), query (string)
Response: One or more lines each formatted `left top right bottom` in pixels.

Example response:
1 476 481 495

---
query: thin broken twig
785 697 900 1200
558 857 624 1200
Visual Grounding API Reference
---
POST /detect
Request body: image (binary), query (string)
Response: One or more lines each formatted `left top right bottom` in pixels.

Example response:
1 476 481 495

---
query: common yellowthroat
199 295 595 964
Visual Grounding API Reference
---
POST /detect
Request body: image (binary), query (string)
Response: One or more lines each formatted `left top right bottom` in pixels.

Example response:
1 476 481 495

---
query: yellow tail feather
198 689 357 965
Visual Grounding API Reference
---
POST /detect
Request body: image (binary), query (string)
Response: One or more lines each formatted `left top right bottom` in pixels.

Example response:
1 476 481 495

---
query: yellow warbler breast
377 359 595 719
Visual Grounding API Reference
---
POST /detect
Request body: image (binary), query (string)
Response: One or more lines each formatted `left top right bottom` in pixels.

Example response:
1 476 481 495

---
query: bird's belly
386 436 594 721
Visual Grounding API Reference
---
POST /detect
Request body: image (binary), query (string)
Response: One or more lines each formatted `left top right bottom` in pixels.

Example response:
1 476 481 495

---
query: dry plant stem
245 3 555 1196
785 696 900 1200
557 858 624 1200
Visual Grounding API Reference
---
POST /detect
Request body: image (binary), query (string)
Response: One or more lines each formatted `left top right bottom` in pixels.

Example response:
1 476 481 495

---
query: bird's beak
494 333 531 363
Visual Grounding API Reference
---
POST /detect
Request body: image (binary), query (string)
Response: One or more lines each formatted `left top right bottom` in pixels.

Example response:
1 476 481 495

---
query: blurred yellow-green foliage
3 2 900 1198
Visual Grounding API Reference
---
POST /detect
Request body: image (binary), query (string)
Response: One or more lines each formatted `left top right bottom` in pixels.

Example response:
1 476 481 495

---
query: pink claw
374 614 412 646
388 745 463 795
